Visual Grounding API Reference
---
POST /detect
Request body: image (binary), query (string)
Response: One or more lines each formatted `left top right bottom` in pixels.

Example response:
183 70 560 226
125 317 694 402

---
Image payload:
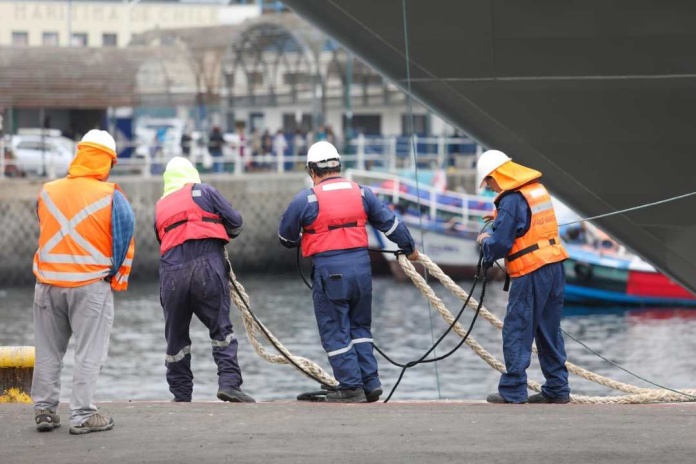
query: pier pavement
1 400 694 464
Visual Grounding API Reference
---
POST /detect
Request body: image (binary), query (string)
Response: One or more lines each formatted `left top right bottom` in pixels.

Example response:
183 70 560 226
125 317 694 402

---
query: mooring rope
396 253 696 404
226 264 338 388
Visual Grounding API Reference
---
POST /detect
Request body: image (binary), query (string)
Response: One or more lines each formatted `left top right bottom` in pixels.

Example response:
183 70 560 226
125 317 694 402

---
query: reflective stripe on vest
301 178 368 257
33 179 115 286
504 183 568 278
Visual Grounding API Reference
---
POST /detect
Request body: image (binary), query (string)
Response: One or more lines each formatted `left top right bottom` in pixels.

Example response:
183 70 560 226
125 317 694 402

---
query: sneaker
365 387 383 403
35 409 61 432
69 413 114 435
486 393 527 404
326 388 367 403
217 389 256 403
528 393 570 404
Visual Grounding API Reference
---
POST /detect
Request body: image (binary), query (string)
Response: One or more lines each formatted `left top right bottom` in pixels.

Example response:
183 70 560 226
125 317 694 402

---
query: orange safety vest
33 177 135 291
301 178 368 257
498 182 568 278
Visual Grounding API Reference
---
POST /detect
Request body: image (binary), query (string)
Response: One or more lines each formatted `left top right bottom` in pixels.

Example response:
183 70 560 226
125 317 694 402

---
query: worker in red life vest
154 156 254 403
33 130 135 434
279 141 419 403
476 150 571 404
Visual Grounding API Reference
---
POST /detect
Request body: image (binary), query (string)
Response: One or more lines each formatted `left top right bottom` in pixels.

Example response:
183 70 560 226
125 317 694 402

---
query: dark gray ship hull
284 0 696 294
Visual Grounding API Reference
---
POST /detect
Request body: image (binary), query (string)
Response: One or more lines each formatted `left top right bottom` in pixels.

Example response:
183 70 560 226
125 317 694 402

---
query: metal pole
344 51 353 151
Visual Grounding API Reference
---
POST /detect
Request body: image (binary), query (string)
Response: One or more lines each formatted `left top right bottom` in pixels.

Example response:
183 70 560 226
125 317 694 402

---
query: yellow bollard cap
0 346 35 368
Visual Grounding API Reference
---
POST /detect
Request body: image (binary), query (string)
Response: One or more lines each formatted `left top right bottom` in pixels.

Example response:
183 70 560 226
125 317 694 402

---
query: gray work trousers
32 280 114 426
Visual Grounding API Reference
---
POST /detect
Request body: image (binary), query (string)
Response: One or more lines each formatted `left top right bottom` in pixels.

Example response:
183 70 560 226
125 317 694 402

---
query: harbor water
2 274 696 402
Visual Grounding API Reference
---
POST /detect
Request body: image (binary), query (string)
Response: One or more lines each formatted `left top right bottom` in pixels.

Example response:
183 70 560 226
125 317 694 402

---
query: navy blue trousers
498 261 570 403
160 252 242 401
312 251 380 392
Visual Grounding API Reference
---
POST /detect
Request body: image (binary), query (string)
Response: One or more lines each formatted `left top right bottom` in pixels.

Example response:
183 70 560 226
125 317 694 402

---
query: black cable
380 259 488 402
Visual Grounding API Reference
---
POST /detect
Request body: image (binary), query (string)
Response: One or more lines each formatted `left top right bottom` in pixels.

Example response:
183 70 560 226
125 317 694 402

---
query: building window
102 33 118 47
401 114 430 136
11 31 28 46
70 33 88 47
42 32 59 46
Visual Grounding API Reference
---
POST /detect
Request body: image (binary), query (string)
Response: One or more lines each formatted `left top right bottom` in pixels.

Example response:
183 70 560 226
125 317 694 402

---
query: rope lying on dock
227 266 338 388
396 253 696 404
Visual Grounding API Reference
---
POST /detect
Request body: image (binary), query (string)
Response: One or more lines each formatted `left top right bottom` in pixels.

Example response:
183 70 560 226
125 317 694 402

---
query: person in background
278 141 419 403
207 126 225 173
32 130 135 435
475 150 571 405
180 127 192 157
272 129 288 171
154 156 254 403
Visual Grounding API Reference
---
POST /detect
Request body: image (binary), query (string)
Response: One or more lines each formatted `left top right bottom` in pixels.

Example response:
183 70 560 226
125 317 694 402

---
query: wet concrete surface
1 400 695 464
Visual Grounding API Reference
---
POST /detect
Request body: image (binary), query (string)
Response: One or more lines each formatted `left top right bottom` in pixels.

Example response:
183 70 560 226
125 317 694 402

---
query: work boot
365 387 383 403
69 413 114 435
528 393 570 404
35 409 61 432
217 388 256 403
486 393 527 404
326 388 367 403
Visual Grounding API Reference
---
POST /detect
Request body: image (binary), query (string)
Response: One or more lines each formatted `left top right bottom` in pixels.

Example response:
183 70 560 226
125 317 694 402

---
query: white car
10 132 76 177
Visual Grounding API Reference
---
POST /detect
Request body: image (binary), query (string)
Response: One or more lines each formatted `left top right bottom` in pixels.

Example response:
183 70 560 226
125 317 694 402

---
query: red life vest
301 178 368 257
155 184 229 255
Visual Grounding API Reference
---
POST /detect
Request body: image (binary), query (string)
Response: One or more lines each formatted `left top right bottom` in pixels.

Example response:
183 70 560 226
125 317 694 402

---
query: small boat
345 169 502 281
561 229 696 307
348 169 696 305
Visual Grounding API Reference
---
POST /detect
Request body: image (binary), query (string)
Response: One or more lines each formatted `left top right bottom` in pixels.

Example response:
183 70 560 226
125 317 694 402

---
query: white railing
1 135 482 180
345 168 494 233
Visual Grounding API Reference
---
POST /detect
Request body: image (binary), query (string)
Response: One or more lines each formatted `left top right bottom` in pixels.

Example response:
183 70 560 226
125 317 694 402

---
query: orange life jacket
33 177 135 291
155 184 229 255
497 182 568 277
301 178 368 257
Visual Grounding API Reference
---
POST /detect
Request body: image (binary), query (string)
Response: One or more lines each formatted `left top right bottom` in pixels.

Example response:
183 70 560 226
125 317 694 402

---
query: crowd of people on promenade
181 124 339 173
28 128 571 438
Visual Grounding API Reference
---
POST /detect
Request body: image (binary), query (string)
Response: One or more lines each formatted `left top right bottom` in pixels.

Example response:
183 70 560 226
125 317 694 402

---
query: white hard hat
165 156 195 171
476 149 512 187
80 129 116 156
306 141 341 166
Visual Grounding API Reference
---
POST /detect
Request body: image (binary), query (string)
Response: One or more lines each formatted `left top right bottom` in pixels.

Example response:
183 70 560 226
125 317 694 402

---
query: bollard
0 346 34 403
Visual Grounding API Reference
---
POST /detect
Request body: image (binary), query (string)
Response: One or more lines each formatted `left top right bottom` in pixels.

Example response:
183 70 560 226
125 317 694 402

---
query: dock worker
278 141 419 403
154 156 255 403
32 130 135 434
476 150 571 404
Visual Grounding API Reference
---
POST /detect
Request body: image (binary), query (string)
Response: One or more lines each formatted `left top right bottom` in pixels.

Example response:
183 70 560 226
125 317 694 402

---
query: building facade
0 0 259 48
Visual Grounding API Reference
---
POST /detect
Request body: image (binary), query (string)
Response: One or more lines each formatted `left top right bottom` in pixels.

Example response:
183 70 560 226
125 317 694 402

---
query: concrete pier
1 400 694 463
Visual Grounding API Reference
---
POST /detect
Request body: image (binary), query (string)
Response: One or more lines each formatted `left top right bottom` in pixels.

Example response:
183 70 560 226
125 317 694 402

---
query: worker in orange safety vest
32 129 135 435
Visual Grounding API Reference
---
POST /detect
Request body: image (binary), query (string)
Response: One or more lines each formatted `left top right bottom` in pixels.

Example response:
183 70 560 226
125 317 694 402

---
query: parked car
10 129 76 177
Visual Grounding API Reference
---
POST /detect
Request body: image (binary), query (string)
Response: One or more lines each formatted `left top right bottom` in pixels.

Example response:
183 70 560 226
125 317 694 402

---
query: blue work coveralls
481 190 570 403
278 176 416 392
155 183 244 401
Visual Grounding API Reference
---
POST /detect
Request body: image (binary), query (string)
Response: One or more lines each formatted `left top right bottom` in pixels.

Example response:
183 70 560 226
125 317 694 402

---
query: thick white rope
227 264 338 387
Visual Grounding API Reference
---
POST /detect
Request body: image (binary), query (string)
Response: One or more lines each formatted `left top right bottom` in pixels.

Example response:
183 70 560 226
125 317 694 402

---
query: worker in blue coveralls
476 150 571 404
154 156 255 403
279 141 419 403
